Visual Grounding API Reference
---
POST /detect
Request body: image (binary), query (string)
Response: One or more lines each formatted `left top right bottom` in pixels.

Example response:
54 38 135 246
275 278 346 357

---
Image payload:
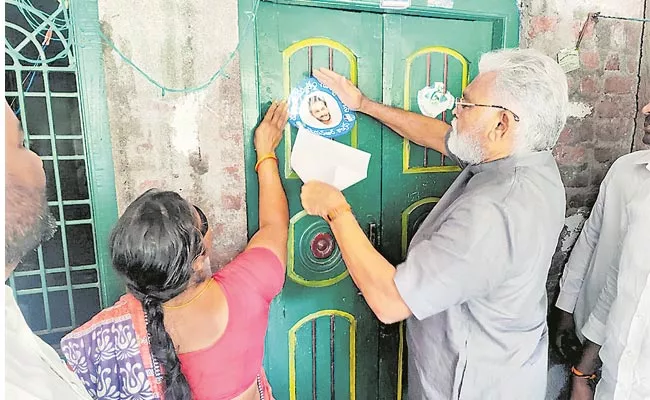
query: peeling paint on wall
171 93 204 156
560 209 588 252
567 101 593 119
99 0 247 267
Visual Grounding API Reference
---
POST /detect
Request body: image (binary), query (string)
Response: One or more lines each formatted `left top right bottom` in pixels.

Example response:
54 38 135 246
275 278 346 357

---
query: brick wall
520 0 648 308
520 1 648 398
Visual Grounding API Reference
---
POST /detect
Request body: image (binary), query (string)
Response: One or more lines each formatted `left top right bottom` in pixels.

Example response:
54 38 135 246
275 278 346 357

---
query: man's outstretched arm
300 181 412 324
314 68 451 155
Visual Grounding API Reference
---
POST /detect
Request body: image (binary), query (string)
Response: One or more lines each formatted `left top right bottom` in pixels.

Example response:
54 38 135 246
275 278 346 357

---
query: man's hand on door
300 181 349 219
301 181 413 325
314 68 365 111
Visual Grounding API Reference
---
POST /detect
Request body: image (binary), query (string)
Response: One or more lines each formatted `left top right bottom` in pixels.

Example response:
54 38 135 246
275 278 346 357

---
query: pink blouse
178 247 285 399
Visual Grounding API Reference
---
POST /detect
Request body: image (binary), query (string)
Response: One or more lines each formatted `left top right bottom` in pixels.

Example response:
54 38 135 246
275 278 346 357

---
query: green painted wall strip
69 0 123 307
239 0 263 237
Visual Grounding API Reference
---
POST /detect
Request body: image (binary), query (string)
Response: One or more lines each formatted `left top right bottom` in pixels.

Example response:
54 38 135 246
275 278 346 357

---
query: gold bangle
255 154 278 172
326 204 352 222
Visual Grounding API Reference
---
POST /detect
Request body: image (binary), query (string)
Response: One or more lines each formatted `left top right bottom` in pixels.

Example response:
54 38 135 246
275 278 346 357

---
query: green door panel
254 3 383 399
379 14 507 400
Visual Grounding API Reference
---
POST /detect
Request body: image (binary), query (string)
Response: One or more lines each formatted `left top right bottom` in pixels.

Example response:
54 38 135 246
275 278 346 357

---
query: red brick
553 144 586 165
604 54 620 71
528 16 559 40
580 77 599 96
223 165 239 178
221 194 242 210
137 142 153 152
580 51 599 70
604 76 637 94
558 127 573 144
595 98 636 118
628 58 639 74
593 117 634 142
223 165 243 183
572 17 595 42
561 120 595 144
594 141 630 163
559 163 590 188
625 24 642 52
566 77 576 93
211 222 225 237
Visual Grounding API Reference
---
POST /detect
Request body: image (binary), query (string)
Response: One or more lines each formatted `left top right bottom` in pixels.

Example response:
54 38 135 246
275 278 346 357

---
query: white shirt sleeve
580 261 618 345
555 179 607 313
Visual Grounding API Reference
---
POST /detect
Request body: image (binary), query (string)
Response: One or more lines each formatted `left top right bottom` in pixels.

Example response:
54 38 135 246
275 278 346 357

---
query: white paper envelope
290 129 371 191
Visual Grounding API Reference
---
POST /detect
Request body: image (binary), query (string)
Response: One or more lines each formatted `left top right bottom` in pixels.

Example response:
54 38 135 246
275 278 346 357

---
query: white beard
448 119 485 165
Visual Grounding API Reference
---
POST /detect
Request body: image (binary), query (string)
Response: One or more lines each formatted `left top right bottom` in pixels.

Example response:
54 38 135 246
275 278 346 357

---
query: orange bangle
571 366 597 380
326 204 352 222
255 154 278 172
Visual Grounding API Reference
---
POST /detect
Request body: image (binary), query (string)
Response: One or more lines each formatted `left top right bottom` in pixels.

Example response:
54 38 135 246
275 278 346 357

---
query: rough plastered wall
520 0 649 398
98 0 247 267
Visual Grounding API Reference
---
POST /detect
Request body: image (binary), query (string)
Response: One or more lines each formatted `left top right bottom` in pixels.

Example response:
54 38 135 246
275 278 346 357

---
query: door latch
368 222 378 249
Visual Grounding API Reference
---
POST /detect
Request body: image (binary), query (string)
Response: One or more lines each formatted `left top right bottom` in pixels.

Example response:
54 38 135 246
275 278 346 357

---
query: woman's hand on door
254 100 288 155
314 68 365 111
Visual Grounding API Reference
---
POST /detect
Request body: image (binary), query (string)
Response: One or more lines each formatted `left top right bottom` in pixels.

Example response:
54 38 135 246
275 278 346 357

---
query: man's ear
490 111 512 142
486 112 509 142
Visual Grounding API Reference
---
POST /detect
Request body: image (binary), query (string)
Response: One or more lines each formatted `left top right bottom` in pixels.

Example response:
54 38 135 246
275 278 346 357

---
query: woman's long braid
110 189 207 400
141 295 192 399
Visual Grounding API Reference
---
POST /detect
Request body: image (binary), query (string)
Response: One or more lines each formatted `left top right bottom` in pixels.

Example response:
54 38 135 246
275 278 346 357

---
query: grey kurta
394 147 565 400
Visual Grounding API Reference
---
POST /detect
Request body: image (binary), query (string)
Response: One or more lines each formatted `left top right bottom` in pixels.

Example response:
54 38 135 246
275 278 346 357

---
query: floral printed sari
61 294 165 399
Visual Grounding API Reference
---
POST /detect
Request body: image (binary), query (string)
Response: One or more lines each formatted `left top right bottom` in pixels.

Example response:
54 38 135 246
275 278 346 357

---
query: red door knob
310 232 335 259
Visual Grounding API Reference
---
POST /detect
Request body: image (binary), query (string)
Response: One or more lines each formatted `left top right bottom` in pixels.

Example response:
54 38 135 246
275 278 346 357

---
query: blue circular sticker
288 77 356 138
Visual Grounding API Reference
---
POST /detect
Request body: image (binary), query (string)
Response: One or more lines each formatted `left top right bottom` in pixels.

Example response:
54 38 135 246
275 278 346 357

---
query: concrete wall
98 0 247 267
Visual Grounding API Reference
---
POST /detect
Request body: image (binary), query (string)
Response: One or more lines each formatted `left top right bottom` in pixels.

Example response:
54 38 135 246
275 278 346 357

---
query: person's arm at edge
246 102 290 268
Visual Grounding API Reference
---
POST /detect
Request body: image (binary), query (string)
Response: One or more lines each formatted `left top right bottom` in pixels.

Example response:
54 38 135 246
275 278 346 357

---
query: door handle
368 222 378 249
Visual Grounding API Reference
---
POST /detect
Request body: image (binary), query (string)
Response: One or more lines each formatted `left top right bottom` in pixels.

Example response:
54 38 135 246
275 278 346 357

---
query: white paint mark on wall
428 0 454 8
171 94 204 155
567 101 593 119
560 211 588 252
553 0 645 17
610 24 627 48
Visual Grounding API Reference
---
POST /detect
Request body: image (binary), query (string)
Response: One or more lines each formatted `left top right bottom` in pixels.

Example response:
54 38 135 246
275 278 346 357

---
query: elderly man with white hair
301 48 569 399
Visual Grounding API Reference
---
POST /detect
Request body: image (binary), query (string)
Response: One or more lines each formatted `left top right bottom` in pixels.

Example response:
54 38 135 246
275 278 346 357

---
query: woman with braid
60 102 289 400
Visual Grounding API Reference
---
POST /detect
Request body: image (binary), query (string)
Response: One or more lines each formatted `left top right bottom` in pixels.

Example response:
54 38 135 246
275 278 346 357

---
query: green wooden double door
244 2 518 398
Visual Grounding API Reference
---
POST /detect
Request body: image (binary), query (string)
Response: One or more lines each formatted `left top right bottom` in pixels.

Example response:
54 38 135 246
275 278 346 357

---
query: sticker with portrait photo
288 77 356 138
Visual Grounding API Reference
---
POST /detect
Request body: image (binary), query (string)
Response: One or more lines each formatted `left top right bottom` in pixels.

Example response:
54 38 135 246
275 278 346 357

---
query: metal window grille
5 0 106 349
